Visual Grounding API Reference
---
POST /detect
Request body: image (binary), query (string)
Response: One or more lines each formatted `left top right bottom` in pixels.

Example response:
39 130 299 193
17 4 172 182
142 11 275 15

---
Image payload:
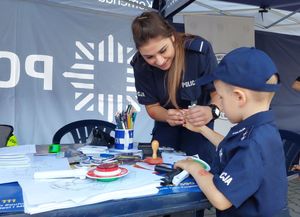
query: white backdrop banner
0 0 155 144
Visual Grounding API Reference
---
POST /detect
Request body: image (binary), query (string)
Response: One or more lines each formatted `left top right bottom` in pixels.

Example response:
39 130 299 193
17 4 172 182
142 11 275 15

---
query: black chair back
0 125 14 147
52 119 116 145
279 129 300 176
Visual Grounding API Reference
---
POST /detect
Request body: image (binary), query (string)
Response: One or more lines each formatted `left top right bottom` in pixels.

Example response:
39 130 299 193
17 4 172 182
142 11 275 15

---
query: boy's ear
233 88 247 106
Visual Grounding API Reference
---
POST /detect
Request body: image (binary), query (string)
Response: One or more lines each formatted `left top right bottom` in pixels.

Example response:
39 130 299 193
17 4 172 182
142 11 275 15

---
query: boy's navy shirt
211 110 288 217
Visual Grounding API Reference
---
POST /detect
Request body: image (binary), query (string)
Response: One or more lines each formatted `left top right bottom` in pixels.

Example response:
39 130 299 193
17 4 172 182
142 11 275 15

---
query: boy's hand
174 158 204 174
183 121 203 133
184 106 213 127
174 158 192 172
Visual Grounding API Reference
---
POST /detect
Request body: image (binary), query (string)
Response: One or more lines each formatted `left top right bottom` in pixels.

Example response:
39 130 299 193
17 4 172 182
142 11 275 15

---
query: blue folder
158 177 201 195
0 182 24 213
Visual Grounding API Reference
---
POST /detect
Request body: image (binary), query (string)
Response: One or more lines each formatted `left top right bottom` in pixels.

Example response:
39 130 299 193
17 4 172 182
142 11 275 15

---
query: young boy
176 47 289 217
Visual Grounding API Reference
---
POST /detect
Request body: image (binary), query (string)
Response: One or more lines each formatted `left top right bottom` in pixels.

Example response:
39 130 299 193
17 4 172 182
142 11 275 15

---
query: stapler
160 168 183 186
172 170 189 186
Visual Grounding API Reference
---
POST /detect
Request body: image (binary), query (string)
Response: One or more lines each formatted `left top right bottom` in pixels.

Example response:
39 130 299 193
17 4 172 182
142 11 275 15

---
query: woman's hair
131 11 187 108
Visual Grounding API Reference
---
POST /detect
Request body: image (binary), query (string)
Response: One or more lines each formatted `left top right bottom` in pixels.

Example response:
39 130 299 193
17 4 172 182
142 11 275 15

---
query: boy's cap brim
197 47 280 92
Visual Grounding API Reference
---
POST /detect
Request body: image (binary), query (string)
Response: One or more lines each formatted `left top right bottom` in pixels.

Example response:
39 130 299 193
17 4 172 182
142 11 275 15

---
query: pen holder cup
114 129 134 150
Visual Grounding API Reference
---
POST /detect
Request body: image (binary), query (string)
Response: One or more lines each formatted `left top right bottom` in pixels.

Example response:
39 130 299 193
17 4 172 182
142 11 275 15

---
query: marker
99 153 115 158
48 144 61 153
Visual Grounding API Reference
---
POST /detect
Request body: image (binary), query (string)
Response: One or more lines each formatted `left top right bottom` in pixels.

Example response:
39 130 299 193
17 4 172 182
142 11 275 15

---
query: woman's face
139 35 175 71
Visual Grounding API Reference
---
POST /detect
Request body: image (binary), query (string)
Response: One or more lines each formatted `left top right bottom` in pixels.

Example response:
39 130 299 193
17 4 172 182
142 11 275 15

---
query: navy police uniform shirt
131 36 216 109
212 111 288 217
130 36 217 164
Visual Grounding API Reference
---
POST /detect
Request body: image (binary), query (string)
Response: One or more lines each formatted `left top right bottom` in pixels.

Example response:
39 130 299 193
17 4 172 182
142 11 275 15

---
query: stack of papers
0 145 163 214
19 166 162 214
0 155 71 185
0 145 36 168
77 146 108 156
0 154 31 168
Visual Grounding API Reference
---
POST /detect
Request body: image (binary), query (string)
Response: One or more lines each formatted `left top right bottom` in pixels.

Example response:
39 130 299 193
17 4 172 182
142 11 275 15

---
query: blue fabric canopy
219 0 300 11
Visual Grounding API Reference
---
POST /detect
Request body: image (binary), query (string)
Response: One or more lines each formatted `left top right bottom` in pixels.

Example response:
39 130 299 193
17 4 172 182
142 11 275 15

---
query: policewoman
130 11 220 165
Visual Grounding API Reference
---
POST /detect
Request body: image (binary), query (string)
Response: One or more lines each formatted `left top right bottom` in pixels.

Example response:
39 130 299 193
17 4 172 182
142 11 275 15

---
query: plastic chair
0 125 14 147
279 129 300 176
52 119 116 145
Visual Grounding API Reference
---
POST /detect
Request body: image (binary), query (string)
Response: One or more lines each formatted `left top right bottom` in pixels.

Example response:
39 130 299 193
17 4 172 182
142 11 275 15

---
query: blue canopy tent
218 0 300 11
160 0 300 135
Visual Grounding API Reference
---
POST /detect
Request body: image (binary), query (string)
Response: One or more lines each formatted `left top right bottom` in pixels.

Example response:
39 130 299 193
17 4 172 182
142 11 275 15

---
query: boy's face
214 80 242 124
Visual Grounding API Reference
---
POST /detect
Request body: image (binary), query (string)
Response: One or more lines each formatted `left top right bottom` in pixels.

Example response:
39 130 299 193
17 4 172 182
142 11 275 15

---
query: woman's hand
184 105 213 127
166 109 185 126
291 165 300 171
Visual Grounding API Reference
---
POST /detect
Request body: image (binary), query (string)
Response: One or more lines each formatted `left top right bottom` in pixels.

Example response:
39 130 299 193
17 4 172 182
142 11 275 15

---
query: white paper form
19 166 162 214
26 183 159 215
161 152 187 164
0 155 70 184
0 144 36 155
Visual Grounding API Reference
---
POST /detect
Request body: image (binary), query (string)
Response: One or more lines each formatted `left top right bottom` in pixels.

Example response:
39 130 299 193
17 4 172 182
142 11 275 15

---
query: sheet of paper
161 152 188 164
0 155 31 168
19 165 162 214
0 144 36 155
0 156 70 184
24 183 159 214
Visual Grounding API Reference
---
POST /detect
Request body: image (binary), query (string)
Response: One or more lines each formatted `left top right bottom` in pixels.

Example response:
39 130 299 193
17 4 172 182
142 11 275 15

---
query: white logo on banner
0 51 53 90
63 34 140 122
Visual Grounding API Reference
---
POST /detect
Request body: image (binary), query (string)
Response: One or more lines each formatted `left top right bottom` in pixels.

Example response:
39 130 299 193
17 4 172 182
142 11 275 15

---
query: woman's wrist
208 104 221 120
